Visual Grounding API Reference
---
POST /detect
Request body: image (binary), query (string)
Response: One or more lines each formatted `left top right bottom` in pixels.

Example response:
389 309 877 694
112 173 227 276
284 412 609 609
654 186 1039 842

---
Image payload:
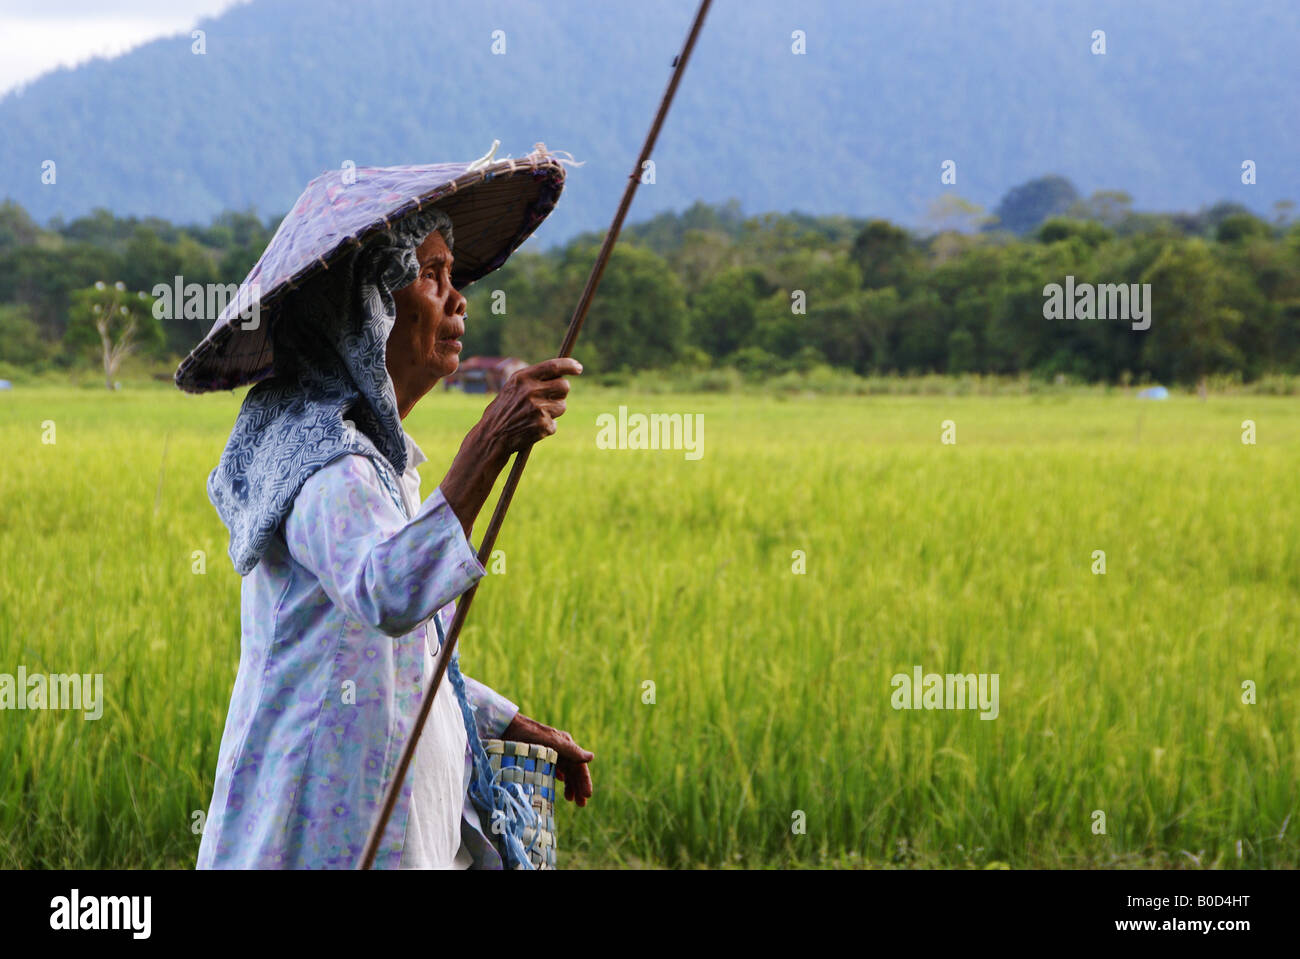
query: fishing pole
359 0 714 869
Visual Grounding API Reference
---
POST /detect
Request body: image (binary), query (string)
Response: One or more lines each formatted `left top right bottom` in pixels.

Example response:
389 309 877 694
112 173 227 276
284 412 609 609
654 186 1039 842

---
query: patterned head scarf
208 207 452 575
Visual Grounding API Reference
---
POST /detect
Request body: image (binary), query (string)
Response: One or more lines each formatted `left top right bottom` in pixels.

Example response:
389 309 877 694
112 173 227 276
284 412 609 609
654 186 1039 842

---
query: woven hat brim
174 156 565 394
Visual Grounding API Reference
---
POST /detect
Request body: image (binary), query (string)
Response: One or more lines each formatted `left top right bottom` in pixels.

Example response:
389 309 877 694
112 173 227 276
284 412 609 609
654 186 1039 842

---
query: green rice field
1 382 1297 868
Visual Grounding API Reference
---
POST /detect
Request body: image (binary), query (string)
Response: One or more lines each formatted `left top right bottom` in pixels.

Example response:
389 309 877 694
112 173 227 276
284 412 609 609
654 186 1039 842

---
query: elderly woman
180 155 592 869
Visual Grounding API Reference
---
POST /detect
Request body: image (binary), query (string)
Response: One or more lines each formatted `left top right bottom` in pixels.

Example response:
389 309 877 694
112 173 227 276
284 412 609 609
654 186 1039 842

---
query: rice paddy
1 382 1296 868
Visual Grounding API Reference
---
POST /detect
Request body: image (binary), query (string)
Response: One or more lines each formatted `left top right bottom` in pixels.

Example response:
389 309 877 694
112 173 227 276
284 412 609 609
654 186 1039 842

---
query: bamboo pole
359 0 714 869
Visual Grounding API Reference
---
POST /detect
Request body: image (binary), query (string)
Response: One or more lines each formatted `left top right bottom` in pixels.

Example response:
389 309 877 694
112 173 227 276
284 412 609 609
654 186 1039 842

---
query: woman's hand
440 357 581 535
473 357 582 462
501 712 594 807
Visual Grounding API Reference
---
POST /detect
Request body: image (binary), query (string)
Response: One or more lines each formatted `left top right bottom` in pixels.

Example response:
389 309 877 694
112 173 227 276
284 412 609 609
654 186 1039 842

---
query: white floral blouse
197 431 518 869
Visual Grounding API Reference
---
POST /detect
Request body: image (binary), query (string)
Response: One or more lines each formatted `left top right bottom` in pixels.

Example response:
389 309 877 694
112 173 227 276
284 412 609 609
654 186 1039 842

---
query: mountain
1 0 1296 244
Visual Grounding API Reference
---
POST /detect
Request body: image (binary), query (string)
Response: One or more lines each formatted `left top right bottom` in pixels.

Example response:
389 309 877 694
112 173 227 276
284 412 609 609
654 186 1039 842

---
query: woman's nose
447 285 467 316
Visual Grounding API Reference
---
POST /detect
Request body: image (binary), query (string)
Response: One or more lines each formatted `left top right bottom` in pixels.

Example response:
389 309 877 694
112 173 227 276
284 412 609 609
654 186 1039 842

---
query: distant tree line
1 176 1297 387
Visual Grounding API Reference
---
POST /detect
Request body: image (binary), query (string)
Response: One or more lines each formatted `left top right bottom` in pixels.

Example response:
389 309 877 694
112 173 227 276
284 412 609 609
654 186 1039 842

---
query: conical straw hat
175 142 568 393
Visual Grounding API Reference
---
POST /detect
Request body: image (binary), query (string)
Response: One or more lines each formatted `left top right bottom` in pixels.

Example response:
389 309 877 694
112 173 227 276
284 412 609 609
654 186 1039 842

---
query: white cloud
0 2 247 95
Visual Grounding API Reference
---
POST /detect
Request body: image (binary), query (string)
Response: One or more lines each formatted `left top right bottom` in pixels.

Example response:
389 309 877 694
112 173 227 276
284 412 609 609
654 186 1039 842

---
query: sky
0 1 247 95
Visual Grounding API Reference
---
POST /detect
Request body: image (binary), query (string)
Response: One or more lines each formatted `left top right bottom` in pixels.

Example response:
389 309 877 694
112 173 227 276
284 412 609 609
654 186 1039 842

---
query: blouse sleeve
284 453 486 637
461 674 520 741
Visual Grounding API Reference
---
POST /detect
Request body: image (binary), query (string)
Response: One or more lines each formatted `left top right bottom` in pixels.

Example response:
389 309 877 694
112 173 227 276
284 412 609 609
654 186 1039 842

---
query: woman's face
387 229 467 406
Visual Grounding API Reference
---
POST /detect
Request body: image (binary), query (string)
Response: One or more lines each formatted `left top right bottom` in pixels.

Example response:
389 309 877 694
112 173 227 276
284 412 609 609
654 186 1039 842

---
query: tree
1140 240 1243 391
689 266 769 358
1075 190 1133 228
925 194 991 235
989 175 1080 235
1037 217 1114 248
0 304 54 366
64 281 161 389
0 200 41 252
947 328 976 373
851 219 918 293
485 252 568 365
534 244 688 373
1214 213 1272 245
670 227 740 295
0 242 122 337
584 245 688 371
892 289 948 372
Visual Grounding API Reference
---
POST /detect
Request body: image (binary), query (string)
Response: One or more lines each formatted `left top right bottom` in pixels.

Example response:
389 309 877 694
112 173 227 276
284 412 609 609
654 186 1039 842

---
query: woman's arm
438 357 581 536
285 454 485 637
460 674 520 740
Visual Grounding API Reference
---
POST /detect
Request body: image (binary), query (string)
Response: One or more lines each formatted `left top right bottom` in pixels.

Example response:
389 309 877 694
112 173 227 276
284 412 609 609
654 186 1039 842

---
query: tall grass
1 383 1296 868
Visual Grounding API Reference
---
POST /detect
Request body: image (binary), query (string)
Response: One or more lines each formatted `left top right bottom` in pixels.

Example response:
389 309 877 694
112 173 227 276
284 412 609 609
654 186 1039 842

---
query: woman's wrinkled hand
474 357 582 464
440 357 581 535
501 712 594 807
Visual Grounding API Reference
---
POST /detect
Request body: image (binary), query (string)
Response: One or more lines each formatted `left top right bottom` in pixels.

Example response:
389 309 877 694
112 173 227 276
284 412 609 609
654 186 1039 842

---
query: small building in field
443 356 527 393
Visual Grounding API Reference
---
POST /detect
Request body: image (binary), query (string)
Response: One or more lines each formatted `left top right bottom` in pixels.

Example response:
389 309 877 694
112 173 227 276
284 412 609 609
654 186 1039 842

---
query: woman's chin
432 353 459 379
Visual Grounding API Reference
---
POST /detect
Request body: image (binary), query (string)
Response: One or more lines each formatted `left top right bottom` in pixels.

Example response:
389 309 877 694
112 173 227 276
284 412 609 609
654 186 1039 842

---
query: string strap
434 614 541 870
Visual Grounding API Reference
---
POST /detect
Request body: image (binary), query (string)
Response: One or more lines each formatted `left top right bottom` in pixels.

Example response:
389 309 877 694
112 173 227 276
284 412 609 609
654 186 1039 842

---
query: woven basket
482 739 559 869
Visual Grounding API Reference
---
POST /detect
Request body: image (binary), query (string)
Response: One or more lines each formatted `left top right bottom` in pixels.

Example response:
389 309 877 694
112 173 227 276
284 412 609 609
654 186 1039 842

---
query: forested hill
0 0 1296 239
